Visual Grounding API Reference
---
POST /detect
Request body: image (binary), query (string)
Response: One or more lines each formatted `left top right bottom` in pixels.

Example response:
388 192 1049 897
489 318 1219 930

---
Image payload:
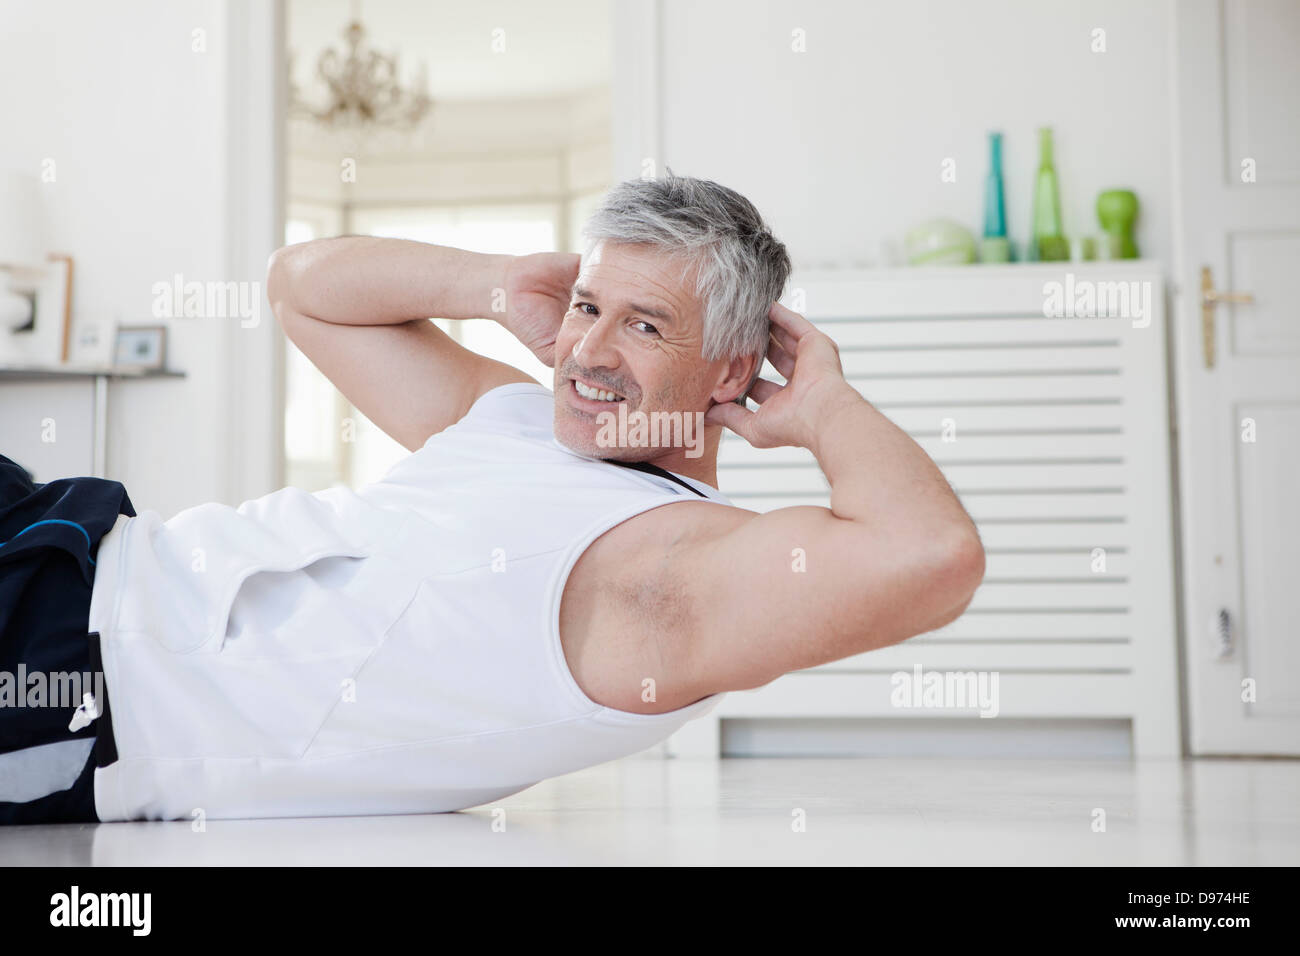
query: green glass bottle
1031 127 1069 262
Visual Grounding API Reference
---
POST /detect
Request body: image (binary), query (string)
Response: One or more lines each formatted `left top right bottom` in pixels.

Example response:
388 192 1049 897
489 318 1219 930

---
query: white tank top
87 383 728 821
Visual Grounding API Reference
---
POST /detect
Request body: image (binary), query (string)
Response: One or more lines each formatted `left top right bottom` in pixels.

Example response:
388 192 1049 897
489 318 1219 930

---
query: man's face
553 241 741 462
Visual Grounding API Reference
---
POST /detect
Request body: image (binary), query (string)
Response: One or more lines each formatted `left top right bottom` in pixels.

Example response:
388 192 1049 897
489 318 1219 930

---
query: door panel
1224 0 1300 184
1235 402 1300 720
1229 234 1300 355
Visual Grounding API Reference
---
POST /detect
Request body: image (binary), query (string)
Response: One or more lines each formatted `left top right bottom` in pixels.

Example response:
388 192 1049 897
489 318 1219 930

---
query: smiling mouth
570 378 626 403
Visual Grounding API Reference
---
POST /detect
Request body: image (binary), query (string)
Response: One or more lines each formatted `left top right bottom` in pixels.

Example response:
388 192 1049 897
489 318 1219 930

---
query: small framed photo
113 324 167 370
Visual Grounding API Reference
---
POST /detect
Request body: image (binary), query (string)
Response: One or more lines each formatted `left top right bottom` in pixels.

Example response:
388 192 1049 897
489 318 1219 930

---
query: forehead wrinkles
582 250 701 319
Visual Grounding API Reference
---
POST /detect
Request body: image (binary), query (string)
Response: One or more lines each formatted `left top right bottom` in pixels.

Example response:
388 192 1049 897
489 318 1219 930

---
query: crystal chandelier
290 16 431 130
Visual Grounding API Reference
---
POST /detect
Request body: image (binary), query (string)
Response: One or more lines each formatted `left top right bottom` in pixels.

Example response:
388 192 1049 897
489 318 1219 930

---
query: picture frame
70 316 115 367
0 253 73 366
113 323 167 370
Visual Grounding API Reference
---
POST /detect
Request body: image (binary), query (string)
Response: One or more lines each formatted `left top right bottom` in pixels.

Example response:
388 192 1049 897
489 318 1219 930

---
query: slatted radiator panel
712 264 1180 754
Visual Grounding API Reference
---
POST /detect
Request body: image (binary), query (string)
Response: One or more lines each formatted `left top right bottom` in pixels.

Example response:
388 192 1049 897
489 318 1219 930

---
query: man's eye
633 320 659 335
577 302 598 315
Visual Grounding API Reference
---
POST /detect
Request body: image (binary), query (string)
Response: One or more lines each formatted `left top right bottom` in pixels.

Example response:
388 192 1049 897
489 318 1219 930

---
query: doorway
282 0 612 489
1172 0 1300 754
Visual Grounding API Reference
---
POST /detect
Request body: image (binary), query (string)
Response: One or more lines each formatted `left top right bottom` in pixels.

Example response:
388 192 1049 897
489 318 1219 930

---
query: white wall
615 0 1174 271
0 0 281 517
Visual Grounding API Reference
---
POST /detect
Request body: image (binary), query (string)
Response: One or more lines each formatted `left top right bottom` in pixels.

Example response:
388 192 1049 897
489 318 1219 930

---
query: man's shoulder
582 487 752 559
460 380 553 430
416 380 556 455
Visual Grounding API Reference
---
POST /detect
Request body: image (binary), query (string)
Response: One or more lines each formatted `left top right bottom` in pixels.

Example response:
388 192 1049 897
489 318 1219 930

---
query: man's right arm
266 237 565 452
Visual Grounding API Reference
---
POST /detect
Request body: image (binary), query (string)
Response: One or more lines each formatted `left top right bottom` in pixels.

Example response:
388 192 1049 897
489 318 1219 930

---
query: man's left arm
666 303 985 694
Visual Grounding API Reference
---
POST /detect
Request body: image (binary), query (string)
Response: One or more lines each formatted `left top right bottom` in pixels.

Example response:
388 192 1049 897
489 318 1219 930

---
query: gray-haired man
4 173 984 823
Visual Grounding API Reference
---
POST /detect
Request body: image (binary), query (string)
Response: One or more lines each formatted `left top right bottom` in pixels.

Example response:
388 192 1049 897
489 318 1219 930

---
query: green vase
1096 189 1139 259
1031 127 1069 262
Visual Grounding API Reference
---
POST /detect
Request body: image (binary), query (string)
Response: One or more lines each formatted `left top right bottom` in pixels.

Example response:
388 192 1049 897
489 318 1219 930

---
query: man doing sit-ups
0 173 983 824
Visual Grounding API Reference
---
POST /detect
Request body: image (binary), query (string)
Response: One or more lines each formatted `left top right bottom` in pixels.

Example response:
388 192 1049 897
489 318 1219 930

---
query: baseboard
719 717 1133 759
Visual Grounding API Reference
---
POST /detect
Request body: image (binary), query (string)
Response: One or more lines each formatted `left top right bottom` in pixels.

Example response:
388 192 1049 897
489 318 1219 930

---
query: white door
1173 0 1300 754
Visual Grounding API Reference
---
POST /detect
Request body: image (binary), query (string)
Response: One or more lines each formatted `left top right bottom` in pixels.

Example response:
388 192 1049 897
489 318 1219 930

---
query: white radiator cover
676 262 1182 758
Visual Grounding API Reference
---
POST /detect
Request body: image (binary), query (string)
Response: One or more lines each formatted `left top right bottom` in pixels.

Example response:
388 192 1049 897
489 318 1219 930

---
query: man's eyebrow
571 284 675 323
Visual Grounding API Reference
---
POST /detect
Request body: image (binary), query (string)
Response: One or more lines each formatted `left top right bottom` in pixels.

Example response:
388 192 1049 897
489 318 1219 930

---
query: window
282 204 562 490
283 214 345 492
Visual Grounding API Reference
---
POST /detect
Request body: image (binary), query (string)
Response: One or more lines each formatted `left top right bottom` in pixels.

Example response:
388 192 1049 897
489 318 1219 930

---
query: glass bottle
980 131 1011 263
1031 127 1069 262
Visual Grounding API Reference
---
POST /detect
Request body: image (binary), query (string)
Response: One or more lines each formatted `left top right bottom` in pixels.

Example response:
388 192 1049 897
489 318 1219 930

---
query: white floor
2 756 1297 865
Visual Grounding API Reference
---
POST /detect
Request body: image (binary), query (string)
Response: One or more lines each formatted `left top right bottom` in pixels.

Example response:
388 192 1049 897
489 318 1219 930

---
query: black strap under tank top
602 459 709 499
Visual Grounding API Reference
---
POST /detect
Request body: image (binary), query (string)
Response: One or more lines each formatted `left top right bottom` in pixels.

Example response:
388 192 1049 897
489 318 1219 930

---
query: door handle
1200 266 1255 369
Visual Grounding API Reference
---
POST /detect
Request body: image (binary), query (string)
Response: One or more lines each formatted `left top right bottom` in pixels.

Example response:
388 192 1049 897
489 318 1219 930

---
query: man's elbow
922 527 986 633
265 244 297 318
949 526 986 599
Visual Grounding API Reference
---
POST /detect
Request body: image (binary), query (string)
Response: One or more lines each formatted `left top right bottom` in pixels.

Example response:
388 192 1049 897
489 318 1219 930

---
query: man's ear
711 350 762 406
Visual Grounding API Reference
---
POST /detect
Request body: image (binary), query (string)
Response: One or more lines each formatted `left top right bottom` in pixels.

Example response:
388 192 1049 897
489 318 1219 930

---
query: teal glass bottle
980 131 1011 263
1031 127 1069 262
984 131 1007 238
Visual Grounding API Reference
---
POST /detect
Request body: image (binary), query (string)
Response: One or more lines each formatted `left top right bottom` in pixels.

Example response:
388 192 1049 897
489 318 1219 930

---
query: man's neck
637 425 723 488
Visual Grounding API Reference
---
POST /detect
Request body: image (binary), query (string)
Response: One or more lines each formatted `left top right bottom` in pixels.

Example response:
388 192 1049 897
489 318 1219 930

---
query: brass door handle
1200 266 1254 369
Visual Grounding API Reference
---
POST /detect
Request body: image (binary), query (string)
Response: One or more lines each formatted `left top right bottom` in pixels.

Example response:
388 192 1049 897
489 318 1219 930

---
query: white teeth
575 381 620 402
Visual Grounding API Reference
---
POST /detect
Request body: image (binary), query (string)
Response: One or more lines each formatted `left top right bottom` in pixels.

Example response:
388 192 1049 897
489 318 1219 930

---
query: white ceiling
288 0 612 102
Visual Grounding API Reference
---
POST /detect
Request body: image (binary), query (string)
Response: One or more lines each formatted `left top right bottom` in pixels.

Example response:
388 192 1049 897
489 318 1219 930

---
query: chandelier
290 18 431 130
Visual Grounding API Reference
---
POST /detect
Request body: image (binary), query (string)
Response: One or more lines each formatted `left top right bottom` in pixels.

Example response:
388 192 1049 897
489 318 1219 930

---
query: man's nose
573 315 621 369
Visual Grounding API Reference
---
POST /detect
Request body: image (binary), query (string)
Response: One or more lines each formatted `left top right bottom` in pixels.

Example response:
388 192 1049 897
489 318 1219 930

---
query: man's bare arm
266 237 578 451
672 302 985 693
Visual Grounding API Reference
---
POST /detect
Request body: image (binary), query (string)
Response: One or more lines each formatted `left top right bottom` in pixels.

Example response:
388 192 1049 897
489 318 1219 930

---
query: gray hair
579 171 791 369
